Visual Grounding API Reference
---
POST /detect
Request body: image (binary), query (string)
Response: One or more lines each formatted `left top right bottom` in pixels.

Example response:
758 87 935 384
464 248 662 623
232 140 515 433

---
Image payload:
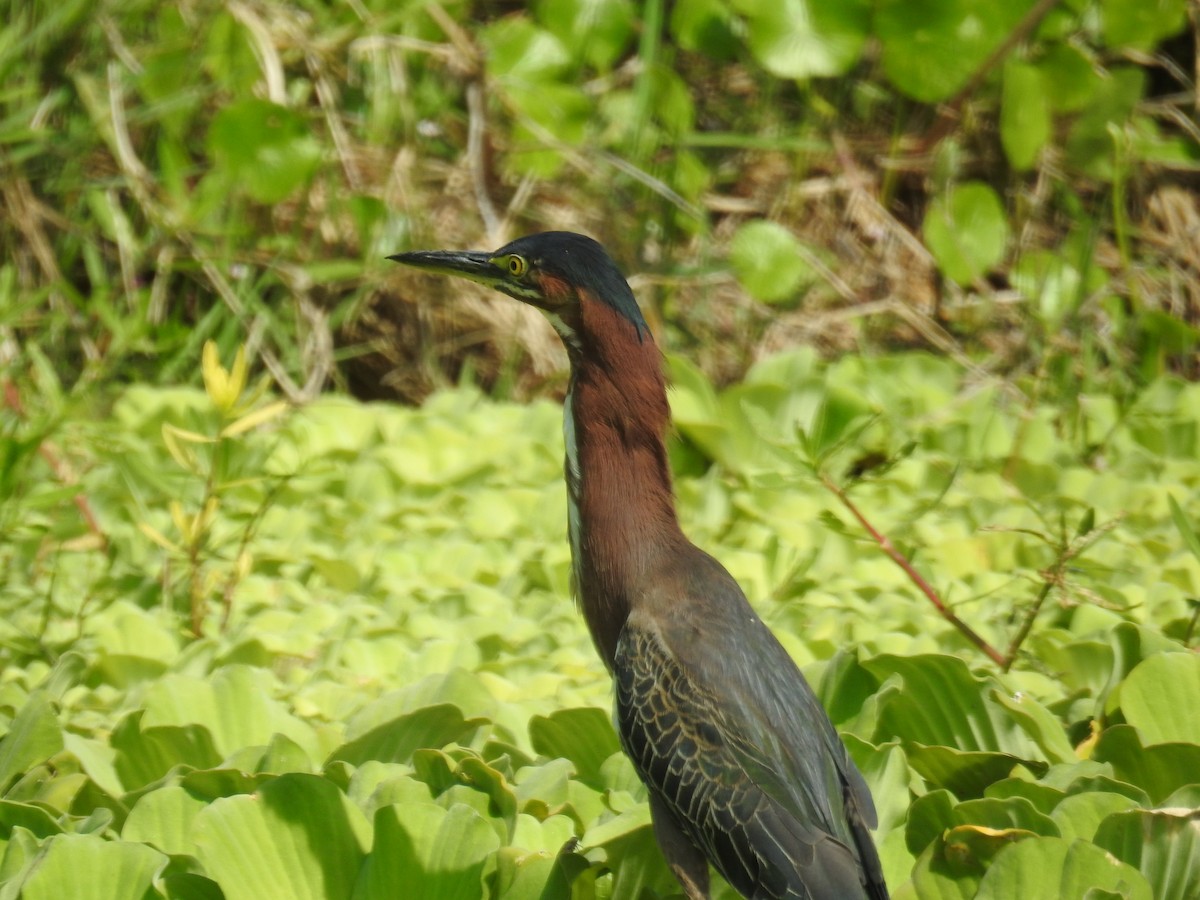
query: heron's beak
387 249 503 289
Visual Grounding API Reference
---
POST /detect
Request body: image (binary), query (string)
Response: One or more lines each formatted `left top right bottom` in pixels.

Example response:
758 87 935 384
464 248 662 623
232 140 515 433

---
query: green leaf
902 828 988 899
181 767 273 800
1168 495 1200 565
951 796 1060 837
0 692 63 793
804 387 874 461
731 0 869 78
975 835 1152 900
256 732 314 774
482 18 571 81
877 0 1034 102
193 773 370 900
111 716 221 791
1092 725 1200 804
1039 43 1100 113
1094 808 1200 900
864 655 1040 758
503 83 593 175
906 789 957 856
529 708 620 791
923 182 1010 284
491 841 581 900
140 666 318 761
729 220 816 304
991 689 1077 765
122 783 209 855
206 99 322 204
669 0 739 56
580 806 677 897
202 11 261 95
986 779 1065 814
330 704 486 767
906 744 1038 799
843 736 912 832
0 799 64 840
535 0 635 70
1119 652 1200 745
1001 61 1050 170
1051 791 1140 843
1100 0 1189 51
354 801 501 900
1063 67 1146 178
17 834 167 900
1012 248 1099 326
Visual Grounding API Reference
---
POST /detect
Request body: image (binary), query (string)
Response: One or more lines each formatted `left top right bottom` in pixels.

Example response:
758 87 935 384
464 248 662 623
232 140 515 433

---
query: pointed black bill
387 249 503 289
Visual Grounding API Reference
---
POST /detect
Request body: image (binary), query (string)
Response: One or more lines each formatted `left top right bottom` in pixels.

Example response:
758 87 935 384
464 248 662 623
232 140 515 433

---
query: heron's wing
615 612 884 900
704 620 888 900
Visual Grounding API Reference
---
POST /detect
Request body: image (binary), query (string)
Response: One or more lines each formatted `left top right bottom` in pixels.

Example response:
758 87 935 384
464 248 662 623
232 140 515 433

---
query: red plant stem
820 473 1005 667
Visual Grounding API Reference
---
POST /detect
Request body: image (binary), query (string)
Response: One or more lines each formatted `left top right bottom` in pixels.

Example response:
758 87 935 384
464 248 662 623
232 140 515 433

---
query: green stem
1001 578 1054 672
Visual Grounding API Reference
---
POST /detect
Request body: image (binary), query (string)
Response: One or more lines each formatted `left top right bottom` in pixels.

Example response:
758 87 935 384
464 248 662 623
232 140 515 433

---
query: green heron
390 232 888 900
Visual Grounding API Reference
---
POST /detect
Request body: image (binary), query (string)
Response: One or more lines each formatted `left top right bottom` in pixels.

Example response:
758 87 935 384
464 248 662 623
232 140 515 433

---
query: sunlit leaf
1118 652 1200 745
1001 61 1050 170
975 835 1151 899
221 400 289 438
923 182 1010 284
731 0 869 78
18 834 167 900
729 220 816 304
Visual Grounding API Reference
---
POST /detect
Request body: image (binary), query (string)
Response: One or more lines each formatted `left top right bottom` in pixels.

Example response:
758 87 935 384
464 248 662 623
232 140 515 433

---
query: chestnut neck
561 296 685 668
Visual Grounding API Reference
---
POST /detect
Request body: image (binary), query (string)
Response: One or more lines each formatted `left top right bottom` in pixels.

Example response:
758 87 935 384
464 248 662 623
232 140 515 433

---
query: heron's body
390 232 888 900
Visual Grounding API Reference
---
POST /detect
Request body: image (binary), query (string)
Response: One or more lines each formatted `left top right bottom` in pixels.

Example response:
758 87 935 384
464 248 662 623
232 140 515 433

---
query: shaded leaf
1094 808 1200 900
0 693 62 794
193 773 370 900
330 704 485 767
529 708 620 791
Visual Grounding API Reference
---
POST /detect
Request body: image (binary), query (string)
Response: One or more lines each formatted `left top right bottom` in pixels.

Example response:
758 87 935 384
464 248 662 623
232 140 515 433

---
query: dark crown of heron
493 232 650 345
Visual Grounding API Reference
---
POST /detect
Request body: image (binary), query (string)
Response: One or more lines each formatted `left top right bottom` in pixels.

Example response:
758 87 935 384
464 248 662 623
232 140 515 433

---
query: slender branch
1000 515 1120 669
1001 579 1053 672
467 81 501 241
819 473 1006 667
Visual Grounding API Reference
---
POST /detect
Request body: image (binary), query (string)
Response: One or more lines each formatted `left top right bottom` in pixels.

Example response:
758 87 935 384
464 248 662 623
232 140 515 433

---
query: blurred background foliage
2 0 1197 410
3 2 1200 898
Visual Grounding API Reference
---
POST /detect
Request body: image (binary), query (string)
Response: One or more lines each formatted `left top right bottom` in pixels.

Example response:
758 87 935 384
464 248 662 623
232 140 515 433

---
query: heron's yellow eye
506 255 528 277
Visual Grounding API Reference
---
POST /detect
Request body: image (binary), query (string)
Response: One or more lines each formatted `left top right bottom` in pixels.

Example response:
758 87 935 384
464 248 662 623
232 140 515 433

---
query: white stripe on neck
563 383 583 587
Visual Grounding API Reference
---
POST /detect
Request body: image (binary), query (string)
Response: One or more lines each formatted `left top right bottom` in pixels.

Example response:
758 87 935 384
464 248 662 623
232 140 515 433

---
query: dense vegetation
2 0 1198 897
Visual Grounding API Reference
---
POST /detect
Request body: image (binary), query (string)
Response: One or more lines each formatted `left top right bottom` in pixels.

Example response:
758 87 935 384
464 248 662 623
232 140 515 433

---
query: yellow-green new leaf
138 521 183 554
202 341 248 413
161 422 214 475
221 400 288 438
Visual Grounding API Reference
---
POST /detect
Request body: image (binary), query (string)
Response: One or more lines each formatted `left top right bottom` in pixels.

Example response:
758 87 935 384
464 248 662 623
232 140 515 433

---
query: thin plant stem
1001 579 1054 672
819 473 1006 667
